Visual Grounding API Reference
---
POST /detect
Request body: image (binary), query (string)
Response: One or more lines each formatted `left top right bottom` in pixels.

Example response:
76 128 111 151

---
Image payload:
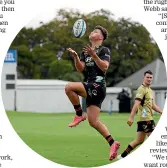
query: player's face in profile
144 73 153 86
89 29 103 41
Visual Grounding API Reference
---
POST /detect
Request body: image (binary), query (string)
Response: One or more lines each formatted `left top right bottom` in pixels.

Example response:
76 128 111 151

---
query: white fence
15 80 80 113
2 79 131 113
2 79 165 113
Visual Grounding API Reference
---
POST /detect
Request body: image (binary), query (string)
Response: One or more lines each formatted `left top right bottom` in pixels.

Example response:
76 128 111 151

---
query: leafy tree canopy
11 9 161 86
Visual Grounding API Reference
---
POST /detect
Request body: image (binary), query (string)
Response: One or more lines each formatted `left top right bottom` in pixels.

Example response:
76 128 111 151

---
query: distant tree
62 72 84 82
105 18 159 86
12 45 34 79
48 60 71 78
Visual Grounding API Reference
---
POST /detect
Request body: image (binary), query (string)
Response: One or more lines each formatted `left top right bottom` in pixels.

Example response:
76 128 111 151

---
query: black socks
121 144 133 158
105 135 114 146
73 104 83 116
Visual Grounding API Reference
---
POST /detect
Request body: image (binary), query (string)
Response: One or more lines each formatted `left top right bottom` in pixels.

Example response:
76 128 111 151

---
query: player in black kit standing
66 26 120 160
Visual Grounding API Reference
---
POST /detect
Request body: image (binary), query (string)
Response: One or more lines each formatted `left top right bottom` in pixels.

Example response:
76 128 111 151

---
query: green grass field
6 112 160 167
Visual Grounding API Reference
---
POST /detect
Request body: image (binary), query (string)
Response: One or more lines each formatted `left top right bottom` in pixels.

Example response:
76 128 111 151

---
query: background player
65 25 120 160
117 70 163 159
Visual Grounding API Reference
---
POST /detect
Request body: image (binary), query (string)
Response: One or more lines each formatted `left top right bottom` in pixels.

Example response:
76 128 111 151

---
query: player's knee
65 83 72 94
136 140 144 146
88 119 98 128
138 140 144 145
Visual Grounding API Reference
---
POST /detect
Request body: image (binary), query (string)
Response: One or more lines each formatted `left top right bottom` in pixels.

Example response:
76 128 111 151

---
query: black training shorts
137 120 156 133
83 82 106 108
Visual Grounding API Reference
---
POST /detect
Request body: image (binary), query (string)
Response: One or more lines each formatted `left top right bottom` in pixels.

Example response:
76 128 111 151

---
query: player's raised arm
67 48 85 72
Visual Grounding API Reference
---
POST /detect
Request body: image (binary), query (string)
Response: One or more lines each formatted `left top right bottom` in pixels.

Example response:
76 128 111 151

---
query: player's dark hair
144 70 153 76
94 25 108 41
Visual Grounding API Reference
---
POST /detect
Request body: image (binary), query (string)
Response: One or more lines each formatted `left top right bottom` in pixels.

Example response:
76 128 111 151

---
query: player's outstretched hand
67 48 78 58
127 116 134 127
82 44 96 57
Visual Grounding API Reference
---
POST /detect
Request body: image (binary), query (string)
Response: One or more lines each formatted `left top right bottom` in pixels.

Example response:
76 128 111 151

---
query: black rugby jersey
80 46 111 85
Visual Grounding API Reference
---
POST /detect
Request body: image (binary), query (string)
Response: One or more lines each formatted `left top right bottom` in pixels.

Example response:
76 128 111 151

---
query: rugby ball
72 19 86 38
